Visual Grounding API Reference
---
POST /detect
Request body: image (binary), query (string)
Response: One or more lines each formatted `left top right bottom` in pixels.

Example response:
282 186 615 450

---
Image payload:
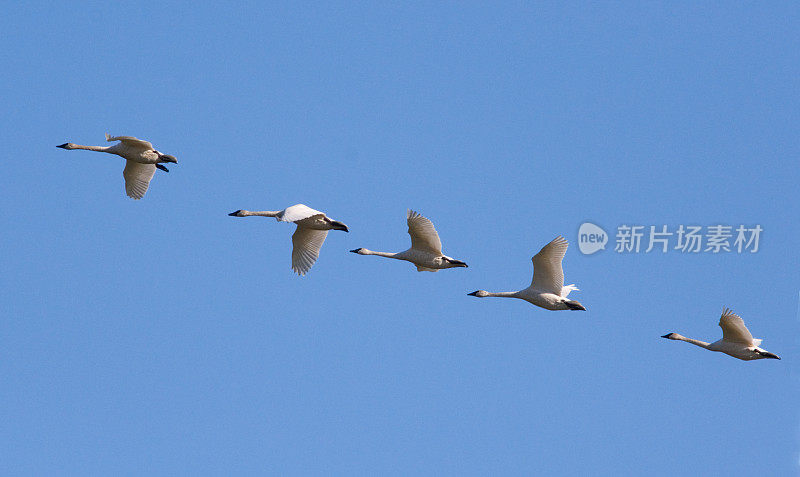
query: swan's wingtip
331 221 349 233
565 300 586 311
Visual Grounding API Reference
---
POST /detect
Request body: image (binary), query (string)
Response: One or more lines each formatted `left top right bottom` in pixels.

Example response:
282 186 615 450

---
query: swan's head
468 290 490 297
229 210 248 217
330 221 349 232
349 248 368 254
661 333 681 340
159 154 178 164
56 143 76 149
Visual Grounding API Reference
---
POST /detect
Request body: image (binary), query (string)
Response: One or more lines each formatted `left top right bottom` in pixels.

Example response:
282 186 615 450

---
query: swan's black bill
349 248 363 253
758 351 781 360
661 333 674 339
228 210 243 217
56 143 69 149
331 222 349 232
467 291 479 296
156 164 169 172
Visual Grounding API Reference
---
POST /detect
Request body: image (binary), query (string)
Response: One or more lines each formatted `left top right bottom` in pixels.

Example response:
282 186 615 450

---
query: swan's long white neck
672 334 711 349
359 249 400 259
71 144 113 153
483 291 520 298
239 210 281 218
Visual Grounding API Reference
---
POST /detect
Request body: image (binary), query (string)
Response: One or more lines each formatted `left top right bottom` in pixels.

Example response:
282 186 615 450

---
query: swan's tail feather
565 300 586 311
561 284 579 297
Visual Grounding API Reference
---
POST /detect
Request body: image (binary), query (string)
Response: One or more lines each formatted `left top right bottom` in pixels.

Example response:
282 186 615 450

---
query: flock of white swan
57 134 782 362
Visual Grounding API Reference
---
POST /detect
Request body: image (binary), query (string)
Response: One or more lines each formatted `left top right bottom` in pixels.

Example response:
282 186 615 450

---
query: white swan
57 134 177 200
661 308 780 360
468 236 586 311
349 209 467 272
228 204 348 276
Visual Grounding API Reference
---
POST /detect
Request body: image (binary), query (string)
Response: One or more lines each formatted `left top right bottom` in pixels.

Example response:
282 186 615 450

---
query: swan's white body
229 204 348 276
468 236 586 311
350 210 467 272
662 308 780 361
57 134 177 199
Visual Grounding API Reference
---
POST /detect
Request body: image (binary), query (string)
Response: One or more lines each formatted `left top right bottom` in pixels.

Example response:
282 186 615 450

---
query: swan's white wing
719 308 755 345
280 204 325 223
106 134 153 150
291 226 329 275
407 209 442 254
531 236 568 295
122 161 156 200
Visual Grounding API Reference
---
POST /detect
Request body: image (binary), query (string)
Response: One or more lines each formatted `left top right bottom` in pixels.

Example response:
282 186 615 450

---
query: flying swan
468 236 586 311
57 134 177 200
228 204 349 276
661 307 780 360
349 209 467 272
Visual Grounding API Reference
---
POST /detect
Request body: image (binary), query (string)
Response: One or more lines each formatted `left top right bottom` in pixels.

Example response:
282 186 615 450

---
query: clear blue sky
2 2 799 475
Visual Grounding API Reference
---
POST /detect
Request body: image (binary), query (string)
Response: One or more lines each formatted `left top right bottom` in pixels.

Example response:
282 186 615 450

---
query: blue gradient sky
2 2 799 475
